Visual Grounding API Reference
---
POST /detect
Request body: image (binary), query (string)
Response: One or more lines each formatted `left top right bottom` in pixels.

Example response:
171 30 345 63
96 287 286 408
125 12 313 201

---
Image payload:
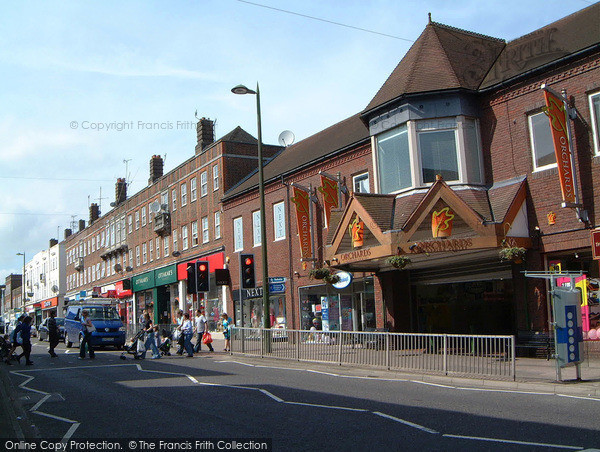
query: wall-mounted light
409 244 417 251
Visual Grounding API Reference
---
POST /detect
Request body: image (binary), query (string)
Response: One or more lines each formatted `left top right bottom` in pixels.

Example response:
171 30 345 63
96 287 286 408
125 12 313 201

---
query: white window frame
200 171 208 197
181 182 188 207
129 250 133 268
589 91 600 156
148 203 153 223
142 243 147 264
141 206 147 226
182 225 189 250
416 121 461 186
252 210 261 247
353 172 370 194
233 217 243 252
528 111 557 172
135 211 140 230
164 235 170 257
128 215 133 233
149 240 153 261
202 216 209 244
213 165 219 191
273 201 285 241
214 212 221 239
172 230 178 252
172 189 177 211
190 177 197 202
156 238 161 259
191 221 199 247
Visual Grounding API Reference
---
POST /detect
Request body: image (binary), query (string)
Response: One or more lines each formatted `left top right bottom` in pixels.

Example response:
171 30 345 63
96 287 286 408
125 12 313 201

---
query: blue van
64 303 126 349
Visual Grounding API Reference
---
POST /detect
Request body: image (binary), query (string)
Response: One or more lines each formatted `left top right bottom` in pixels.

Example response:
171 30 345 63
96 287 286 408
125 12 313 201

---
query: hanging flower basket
309 268 340 284
499 246 526 263
387 255 411 269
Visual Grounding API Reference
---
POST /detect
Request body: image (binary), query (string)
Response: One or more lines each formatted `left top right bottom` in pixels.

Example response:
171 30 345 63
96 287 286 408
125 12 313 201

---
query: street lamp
231 83 270 331
16 252 26 306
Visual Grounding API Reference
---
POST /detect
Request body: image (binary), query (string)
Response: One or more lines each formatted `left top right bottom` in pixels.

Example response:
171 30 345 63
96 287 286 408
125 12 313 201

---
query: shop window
353 172 370 193
233 217 243 252
376 124 411 193
273 202 285 241
528 111 556 170
252 210 261 247
590 92 600 156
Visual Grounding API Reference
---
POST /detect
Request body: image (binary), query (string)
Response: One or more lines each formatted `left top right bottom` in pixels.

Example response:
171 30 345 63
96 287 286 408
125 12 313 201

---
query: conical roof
363 22 504 115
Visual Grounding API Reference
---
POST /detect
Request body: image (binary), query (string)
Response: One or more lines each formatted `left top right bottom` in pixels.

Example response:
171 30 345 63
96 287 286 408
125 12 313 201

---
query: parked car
38 317 66 342
64 303 126 349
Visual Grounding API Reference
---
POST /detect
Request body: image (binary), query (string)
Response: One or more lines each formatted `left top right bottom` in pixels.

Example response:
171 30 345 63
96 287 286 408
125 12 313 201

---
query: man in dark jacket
47 311 59 358
17 316 34 365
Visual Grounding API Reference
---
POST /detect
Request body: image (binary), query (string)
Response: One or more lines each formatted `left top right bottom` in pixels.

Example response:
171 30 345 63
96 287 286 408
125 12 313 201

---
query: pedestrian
17 316 34 365
141 313 160 359
175 309 184 355
139 307 148 326
8 315 25 361
179 313 194 357
79 310 95 360
47 311 59 358
194 309 214 353
221 313 231 352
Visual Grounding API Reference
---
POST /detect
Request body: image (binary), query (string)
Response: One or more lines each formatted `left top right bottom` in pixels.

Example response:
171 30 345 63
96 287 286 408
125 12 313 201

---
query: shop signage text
410 238 473 254
592 230 600 260
542 87 575 204
155 264 177 285
292 186 313 259
339 248 372 263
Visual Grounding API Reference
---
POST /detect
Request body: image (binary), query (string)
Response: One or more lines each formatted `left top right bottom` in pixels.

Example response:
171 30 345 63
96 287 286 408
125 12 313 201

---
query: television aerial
278 130 295 147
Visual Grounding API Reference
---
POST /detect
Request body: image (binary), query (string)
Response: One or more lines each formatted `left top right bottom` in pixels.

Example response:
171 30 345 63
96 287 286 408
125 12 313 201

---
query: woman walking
141 313 160 359
180 313 194 357
221 313 231 352
17 316 34 365
79 310 95 360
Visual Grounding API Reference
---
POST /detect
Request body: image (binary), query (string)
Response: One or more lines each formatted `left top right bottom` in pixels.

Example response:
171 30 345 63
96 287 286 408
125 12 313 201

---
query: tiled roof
363 22 505 114
488 176 527 222
354 193 396 231
224 114 369 199
220 126 258 144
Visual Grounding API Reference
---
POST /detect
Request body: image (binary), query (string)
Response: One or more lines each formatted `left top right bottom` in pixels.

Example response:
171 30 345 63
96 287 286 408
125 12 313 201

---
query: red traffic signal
240 254 255 289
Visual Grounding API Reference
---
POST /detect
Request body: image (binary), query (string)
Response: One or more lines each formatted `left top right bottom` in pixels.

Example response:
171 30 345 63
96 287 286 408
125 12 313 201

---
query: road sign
269 277 286 283
269 283 285 294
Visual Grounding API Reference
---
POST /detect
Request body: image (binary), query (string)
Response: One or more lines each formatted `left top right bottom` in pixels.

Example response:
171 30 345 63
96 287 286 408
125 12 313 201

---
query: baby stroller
120 329 146 360
159 329 172 356
1 335 12 365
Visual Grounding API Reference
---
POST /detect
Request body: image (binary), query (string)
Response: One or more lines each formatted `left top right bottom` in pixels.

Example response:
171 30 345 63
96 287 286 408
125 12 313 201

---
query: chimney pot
89 203 100 225
115 178 127 206
64 228 72 239
78 219 86 232
149 155 164 184
195 117 215 154
49 238 58 248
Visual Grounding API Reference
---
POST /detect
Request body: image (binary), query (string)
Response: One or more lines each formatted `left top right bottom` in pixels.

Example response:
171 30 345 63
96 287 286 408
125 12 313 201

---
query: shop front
232 285 286 329
99 280 134 324
299 276 375 332
326 176 531 335
132 264 178 325
176 252 226 331
41 296 59 319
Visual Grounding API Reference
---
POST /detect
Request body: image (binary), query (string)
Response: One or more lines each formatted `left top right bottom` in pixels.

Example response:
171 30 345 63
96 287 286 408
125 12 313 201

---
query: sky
0 0 595 281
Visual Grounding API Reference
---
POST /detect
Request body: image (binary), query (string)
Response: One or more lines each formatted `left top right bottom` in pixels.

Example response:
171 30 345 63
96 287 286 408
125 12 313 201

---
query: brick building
221 4 600 342
63 118 281 328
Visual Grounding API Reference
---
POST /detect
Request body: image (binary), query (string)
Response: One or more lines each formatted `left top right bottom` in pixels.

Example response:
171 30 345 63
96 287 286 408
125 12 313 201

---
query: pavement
1 336 599 439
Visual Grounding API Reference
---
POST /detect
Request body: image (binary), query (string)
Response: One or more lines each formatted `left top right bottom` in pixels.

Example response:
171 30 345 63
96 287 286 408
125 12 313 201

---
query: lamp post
231 83 270 332
16 252 26 310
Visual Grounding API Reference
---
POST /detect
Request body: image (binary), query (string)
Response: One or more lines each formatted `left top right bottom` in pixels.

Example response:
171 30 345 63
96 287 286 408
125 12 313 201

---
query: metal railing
231 328 516 380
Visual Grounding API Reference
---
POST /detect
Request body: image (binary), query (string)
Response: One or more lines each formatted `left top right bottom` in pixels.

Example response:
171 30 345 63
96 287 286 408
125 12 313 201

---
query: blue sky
0 0 594 281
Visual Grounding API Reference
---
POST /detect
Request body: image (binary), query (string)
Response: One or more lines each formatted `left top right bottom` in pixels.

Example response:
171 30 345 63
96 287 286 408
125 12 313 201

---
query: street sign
269 283 285 294
269 277 286 283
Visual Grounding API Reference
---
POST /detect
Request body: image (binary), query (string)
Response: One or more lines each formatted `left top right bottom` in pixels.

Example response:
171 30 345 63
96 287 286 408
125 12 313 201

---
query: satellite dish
51 285 59 293
110 202 116 207
278 130 295 147
161 204 168 212
150 201 161 213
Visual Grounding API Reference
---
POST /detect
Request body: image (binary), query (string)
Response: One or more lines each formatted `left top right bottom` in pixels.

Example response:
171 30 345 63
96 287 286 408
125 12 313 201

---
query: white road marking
442 434 583 450
259 389 284 403
285 401 367 412
31 410 78 424
30 394 51 411
373 411 439 434
63 423 81 442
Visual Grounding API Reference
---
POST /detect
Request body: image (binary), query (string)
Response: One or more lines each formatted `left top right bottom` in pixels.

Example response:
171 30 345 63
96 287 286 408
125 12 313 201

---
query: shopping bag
202 332 213 344
15 331 23 345
137 337 146 353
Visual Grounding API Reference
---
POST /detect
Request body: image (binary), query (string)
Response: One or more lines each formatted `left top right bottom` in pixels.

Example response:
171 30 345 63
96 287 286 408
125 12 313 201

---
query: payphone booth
525 271 585 381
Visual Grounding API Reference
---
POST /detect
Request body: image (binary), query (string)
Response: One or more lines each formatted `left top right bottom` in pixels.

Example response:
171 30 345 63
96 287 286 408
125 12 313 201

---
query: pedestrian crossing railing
230 328 516 380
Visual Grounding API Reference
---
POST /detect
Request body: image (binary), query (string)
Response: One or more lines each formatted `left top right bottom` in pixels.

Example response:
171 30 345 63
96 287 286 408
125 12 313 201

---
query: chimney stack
49 238 58 248
78 219 86 232
64 228 72 239
115 178 127 206
195 117 215 154
149 155 164 184
89 203 100 225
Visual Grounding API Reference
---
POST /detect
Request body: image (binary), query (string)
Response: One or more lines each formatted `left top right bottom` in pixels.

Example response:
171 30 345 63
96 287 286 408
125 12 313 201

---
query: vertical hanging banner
318 175 339 228
292 186 313 259
542 87 576 204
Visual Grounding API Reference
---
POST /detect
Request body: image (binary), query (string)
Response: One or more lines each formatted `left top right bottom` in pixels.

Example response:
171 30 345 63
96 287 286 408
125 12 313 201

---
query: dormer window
374 116 483 194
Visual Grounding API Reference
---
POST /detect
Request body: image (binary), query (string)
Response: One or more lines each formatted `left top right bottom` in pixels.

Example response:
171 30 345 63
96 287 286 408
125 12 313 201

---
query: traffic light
240 254 255 289
197 261 209 292
186 264 197 294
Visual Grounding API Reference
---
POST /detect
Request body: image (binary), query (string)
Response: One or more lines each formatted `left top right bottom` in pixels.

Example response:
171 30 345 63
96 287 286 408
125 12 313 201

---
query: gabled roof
220 126 258 144
223 114 369 200
362 21 505 114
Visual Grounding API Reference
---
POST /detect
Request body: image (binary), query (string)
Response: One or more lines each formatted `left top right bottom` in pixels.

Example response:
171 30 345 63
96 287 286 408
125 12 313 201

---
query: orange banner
291 187 312 259
318 175 339 228
543 89 575 204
